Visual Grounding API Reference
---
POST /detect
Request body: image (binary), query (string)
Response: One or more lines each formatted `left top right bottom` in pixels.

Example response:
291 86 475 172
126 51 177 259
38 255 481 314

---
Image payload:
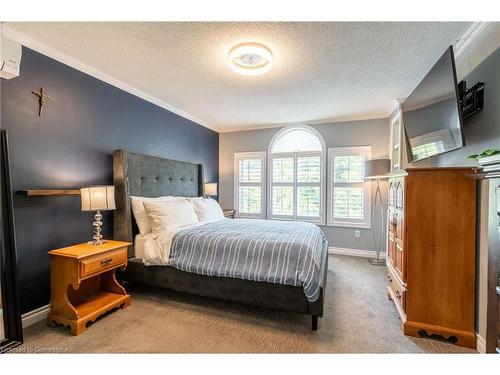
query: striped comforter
169 218 327 302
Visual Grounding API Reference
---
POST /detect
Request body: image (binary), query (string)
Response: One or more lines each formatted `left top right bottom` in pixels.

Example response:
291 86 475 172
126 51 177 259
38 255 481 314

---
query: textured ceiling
4 22 471 132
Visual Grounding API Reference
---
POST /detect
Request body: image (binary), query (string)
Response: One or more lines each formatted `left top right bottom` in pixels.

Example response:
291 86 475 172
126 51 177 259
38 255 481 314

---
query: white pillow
190 197 224 222
143 199 199 238
190 197 208 222
130 196 183 235
205 198 225 221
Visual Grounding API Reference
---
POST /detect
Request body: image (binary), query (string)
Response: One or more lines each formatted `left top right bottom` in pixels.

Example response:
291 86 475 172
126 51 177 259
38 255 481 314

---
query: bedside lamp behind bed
204 182 218 199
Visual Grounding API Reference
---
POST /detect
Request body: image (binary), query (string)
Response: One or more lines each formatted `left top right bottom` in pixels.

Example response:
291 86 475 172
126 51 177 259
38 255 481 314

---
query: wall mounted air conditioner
0 36 22 79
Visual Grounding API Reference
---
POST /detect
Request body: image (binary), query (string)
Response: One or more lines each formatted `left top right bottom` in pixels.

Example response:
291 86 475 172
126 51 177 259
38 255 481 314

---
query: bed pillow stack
131 196 226 238
143 199 199 238
131 196 185 235
190 197 225 222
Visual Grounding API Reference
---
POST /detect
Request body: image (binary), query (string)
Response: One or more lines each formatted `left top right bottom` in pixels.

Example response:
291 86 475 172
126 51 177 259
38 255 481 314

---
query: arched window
268 125 326 224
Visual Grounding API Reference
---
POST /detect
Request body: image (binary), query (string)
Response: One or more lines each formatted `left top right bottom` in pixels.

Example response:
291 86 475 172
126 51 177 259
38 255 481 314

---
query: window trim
234 151 267 219
267 125 326 225
327 146 372 229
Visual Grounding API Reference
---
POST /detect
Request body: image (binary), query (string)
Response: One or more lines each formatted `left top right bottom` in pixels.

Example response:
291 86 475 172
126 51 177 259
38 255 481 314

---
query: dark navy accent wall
0 47 219 313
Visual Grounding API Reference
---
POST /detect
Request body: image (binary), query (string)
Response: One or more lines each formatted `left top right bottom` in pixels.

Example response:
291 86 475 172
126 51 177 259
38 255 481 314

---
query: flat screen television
402 46 464 162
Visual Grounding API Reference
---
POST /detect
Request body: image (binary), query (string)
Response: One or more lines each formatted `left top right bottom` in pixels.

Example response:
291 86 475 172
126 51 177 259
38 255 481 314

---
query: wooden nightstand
47 240 131 335
223 209 236 219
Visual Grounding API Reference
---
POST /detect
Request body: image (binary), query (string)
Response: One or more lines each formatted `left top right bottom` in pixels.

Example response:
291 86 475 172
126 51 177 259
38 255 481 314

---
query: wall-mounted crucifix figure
31 88 51 117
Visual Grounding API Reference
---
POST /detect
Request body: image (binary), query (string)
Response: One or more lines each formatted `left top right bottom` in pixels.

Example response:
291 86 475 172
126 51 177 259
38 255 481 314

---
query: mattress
168 218 328 302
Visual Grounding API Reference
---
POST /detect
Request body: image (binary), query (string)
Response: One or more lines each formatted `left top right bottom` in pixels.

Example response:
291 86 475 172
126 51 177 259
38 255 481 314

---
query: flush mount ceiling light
228 43 273 76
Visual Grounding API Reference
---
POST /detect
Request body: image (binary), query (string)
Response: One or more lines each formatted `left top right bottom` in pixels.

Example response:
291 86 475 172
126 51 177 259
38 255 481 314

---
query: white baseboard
476 332 486 354
329 246 386 259
21 304 50 329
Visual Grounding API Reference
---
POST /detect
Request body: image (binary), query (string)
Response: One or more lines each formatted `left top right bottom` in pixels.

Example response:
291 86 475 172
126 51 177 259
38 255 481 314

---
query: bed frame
113 150 327 330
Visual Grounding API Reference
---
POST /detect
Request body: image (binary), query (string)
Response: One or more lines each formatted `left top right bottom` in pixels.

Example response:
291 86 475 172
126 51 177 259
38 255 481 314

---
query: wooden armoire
386 167 476 349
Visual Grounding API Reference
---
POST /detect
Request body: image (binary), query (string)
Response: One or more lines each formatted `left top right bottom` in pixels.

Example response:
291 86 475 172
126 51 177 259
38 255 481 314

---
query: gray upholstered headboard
113 150 204 257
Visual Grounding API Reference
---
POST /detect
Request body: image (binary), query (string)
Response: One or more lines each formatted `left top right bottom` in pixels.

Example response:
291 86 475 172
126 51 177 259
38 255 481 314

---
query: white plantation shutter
272 186 294 215
272 157 294 183
234 152 266 218
268 126 325 224
333 187 364 219
239 158 262 183
271 156 294 216
297 156 321 183
296 156 321 217
328 146 372 228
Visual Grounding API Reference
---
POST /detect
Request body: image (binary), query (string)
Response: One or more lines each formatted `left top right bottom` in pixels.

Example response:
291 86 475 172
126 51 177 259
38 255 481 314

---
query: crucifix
31 88 51 117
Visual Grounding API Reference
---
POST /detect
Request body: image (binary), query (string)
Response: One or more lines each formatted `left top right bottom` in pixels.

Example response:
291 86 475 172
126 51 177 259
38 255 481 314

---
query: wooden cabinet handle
100 257 113 266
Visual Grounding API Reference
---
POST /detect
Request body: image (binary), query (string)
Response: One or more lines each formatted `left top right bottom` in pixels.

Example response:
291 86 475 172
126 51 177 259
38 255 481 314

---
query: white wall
219 118 389 252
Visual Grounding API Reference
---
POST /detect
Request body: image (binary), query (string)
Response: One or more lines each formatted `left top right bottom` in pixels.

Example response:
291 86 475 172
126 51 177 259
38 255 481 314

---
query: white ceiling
3 22 471 132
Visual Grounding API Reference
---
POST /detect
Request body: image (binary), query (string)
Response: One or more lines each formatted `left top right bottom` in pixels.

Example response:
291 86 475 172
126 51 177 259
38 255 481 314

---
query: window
411 141 445 160
328 146 372 228
409 129 452 161
234 151 266 218
268 126 325 224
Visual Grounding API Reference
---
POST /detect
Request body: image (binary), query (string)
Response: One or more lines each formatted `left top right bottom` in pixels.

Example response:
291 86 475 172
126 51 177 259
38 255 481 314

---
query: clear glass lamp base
87 239 108 246
88 210 107 246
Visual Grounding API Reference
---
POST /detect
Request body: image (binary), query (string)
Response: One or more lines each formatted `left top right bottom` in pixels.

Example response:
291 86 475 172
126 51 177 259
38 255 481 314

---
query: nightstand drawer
80 248 127 279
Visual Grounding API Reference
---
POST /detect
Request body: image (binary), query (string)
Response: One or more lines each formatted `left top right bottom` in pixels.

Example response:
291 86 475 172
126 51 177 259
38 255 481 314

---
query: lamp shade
364 159 390 180
204 183 218 196
80 186 116 211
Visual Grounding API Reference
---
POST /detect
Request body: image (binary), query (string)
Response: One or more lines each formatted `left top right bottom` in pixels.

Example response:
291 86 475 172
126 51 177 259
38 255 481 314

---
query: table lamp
364 159 390 265
80 185 116 245
204 183 218 199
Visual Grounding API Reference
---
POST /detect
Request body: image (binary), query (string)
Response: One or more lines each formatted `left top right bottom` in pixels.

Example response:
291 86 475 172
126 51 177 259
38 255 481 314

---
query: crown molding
306 112 389 126
454 22 490 60
219 112 390 133
2 25 219 133
218 123 286 133
453 22 499 81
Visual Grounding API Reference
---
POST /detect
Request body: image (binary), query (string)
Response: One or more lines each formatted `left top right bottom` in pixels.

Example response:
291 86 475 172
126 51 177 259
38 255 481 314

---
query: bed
113 150 328 330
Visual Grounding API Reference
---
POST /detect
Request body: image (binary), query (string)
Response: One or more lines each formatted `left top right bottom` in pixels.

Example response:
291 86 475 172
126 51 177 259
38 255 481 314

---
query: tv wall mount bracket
458 80 484 120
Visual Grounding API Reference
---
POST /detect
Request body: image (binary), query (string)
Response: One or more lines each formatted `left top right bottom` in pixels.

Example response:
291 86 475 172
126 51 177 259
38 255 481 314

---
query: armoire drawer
388 264 406 318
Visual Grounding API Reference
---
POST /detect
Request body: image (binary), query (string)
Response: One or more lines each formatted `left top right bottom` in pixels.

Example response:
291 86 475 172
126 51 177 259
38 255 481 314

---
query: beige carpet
18 255 476 353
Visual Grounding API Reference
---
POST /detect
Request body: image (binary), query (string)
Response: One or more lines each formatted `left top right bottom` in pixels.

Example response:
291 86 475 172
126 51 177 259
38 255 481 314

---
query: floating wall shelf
18 189 81 196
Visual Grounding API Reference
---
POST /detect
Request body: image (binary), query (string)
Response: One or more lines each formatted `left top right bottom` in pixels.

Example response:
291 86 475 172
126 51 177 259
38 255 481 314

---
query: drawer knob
387 275 392 282
100 257 113 266
395 290 401 299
